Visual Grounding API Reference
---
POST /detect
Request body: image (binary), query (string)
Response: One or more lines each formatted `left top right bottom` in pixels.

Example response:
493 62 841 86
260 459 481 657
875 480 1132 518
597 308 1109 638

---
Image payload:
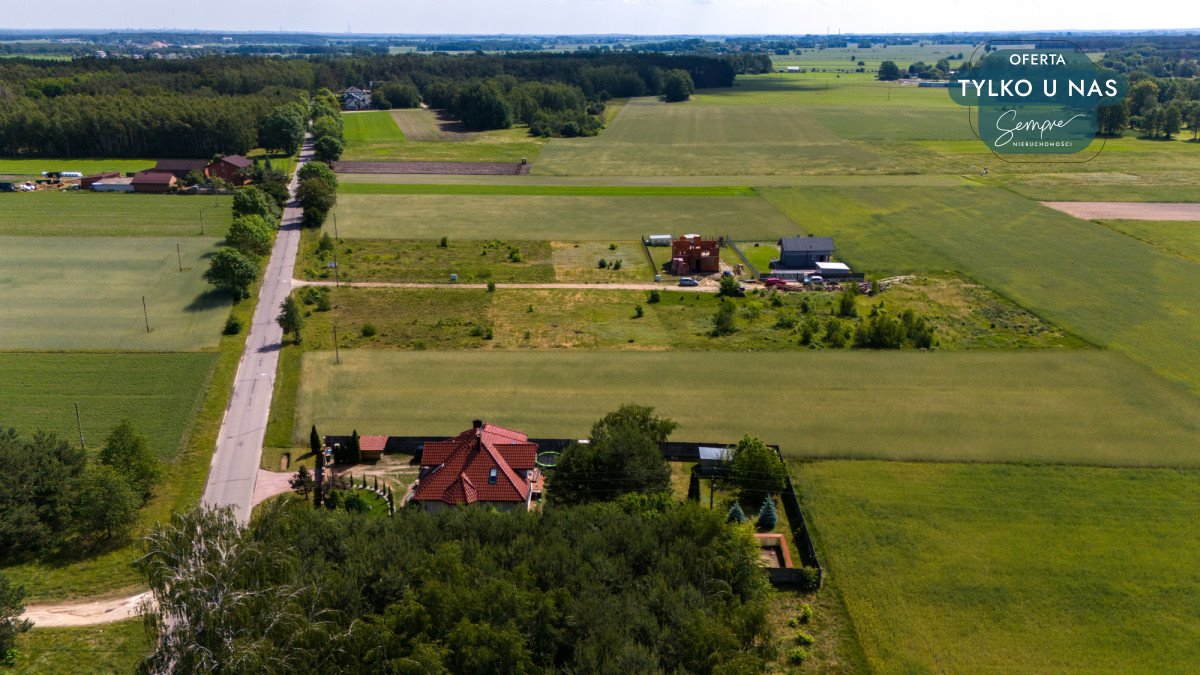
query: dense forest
140 498 773 673
0 52 735 157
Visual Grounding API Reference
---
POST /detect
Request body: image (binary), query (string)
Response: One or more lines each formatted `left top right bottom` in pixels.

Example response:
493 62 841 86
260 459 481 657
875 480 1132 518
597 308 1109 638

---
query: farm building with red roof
410 420 541 512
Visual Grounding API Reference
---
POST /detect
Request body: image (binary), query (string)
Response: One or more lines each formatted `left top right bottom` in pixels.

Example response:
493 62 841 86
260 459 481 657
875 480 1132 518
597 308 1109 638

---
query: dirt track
332 160 531 175
22 592 152 628
1042 201 1200 221
294 279 720 292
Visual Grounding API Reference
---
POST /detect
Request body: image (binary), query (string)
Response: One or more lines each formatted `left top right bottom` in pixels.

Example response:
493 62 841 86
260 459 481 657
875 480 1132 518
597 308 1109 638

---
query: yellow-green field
328 192 796 240
293 350 1200 467
341 110 544 163
0 236 230 350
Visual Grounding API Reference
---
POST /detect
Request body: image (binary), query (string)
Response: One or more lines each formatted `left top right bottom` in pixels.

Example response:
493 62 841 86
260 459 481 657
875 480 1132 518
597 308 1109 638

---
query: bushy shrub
797 566 821 592
798 604 814 624
795 631 815 646
598 258 608 269
787 647 809 665
223 316 243 335
634 304 644 318
487 281 496 292
612 259 623 270
647 290 661 304
360 323 377 338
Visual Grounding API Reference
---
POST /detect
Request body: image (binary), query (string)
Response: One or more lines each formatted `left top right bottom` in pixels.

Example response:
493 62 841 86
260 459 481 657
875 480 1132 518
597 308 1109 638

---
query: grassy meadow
294 281 1080 352
0 192 232 237
293 350 1200 466
0 236 230 350
11 619 149 674
761 185 1200 392
798 461 1200 671
1098 219 1200 262
328 192 796 240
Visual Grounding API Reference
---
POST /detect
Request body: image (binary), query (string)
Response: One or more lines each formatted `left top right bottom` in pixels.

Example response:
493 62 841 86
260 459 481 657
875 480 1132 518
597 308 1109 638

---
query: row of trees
309 89 346 162
0 422 161 559
0 52 734 154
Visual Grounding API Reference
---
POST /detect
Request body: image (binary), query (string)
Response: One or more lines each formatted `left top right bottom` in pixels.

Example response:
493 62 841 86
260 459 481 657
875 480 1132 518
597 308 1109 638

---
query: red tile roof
412 422 537 506
359 435 387 453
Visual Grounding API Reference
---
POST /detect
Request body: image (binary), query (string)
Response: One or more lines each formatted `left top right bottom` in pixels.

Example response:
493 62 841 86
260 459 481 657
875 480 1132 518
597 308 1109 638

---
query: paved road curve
201 138 311 523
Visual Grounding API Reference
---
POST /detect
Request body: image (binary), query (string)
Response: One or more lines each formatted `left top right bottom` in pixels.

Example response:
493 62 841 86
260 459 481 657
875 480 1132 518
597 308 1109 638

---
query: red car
763 278 789 288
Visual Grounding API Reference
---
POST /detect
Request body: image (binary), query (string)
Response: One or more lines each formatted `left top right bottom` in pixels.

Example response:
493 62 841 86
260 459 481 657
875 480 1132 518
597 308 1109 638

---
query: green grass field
0 193 232 237
0 158 154 177
798 460 1200 671
760 185 1200 392
0 236 230 350
341 110 544 163
0 352 215 457
1099 220 1200 263
294 350 1200 466
329 193 796 240
11 619 149 674
338 183 756 197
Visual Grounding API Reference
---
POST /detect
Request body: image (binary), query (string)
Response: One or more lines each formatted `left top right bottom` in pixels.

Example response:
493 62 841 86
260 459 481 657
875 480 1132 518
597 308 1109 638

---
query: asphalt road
200 137 311 523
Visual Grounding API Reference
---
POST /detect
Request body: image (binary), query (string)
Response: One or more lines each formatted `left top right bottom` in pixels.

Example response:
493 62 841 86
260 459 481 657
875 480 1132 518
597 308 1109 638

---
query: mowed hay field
1098 219 1200 263
0 352 216 456
328 192 796 240
294 350 1200 466
0 192 233 237
798 461 1200 671
761 185 1200 391
0 158 154 177
341 110 543 163
0 236 230 350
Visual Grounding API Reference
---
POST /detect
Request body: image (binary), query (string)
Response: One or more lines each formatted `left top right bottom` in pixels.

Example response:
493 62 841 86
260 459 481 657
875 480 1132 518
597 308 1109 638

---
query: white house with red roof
410 420 541 512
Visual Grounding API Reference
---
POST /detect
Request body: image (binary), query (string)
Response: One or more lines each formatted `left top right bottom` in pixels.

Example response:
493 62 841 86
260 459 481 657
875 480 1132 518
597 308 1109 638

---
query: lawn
0 236 230 350
328 193 797 240
293 350 1200 467
760 184 1200 392
0 192 232 237
0 352 216 457
797 460 1200 671
341 110 544 163
11 619 149 674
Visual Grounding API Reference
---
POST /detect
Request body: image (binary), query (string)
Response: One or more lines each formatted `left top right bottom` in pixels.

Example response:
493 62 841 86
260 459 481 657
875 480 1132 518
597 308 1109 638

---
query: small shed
131 171 177 193
815 261 852 278
92 177 135 193
648 234 672 247
358 435 388 462
776 235 835 269
80 172 120 190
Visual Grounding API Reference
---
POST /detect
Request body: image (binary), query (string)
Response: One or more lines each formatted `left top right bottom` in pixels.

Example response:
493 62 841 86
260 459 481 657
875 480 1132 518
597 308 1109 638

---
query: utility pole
199 208 204 235
333 211 339 240
333 324 340 364
332 252 340 287
74 403 85 450
142 296 150 333
177 243 183 272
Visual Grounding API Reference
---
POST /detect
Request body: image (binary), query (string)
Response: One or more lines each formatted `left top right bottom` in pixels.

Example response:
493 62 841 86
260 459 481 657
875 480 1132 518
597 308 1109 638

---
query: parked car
764 278 788 288
678 277 699 287
805 275 825 285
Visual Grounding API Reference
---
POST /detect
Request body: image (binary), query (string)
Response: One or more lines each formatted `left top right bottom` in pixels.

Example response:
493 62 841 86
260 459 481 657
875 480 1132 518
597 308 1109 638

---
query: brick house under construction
669 235 722 275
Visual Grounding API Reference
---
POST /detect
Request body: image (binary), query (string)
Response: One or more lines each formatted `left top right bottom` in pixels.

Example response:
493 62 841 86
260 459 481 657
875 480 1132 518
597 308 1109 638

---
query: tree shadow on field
185 288 230 313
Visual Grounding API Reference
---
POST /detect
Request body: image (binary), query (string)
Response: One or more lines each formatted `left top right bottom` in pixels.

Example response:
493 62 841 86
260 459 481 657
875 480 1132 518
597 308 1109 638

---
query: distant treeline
0 52 735 156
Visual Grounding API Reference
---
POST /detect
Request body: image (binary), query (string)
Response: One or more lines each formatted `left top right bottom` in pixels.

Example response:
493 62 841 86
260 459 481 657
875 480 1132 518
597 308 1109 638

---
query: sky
4 0 1195 35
